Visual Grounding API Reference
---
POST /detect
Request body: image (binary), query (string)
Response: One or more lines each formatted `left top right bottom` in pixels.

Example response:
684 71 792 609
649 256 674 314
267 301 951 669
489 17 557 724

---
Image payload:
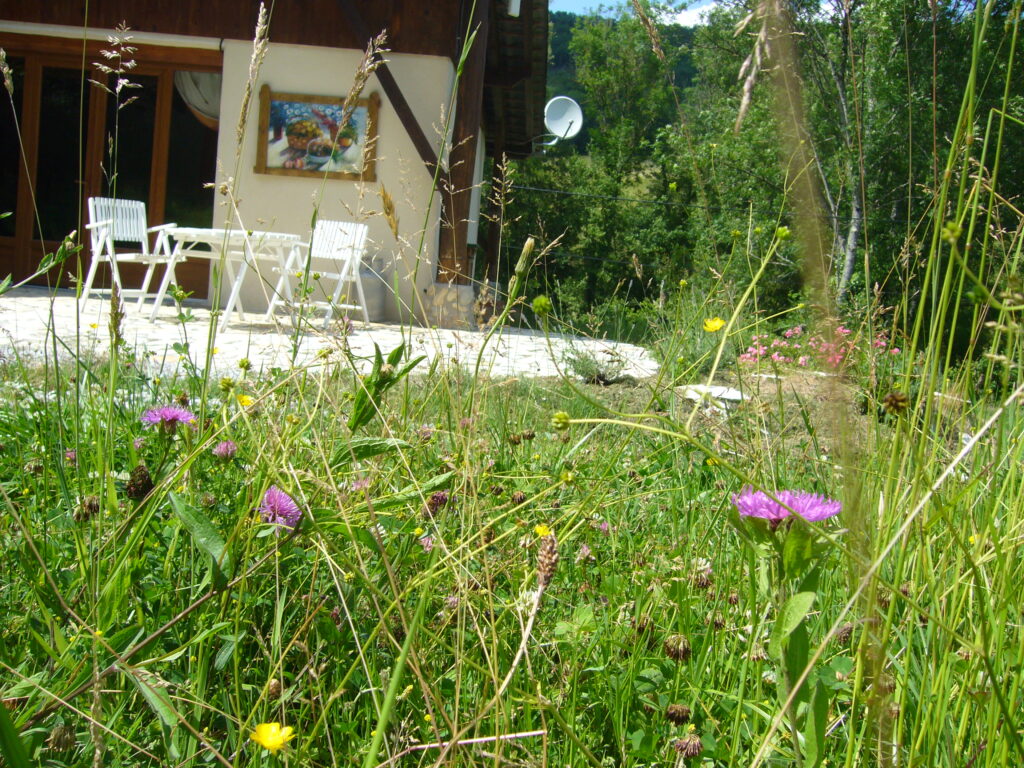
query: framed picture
255 84 379 181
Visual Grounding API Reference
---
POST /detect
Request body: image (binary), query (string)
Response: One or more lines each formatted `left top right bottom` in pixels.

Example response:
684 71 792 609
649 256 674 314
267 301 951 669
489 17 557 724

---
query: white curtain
174 71 222 130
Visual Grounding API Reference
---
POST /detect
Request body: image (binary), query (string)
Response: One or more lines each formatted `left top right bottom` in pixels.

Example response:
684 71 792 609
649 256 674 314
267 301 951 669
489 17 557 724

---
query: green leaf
169 493 233 588
803 678 829 768
783 521 814 579
214 632 242 671
124 669 182 760
769 591 816 659
783 622 811 709
0 275 11 297
0 693 31 768
633 666 666 693
332 437 410 468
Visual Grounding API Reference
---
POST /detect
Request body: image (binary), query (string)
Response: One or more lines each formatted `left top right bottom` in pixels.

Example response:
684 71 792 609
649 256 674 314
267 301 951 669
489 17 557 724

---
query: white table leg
219 249 249 332
149 245 183 322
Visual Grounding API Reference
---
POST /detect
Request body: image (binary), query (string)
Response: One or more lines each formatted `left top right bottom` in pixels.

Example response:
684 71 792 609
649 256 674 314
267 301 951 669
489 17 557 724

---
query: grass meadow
2 2 1024 767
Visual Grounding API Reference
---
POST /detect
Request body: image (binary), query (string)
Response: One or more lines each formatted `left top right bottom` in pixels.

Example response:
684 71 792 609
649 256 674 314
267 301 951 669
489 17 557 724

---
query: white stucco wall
214 39 457 324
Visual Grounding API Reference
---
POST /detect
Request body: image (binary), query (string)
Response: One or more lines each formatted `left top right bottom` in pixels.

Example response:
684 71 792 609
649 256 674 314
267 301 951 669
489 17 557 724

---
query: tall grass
1 0 1023 766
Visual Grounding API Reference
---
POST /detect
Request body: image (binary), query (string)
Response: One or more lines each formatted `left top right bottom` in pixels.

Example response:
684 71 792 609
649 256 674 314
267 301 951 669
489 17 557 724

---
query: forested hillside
499 1 1024 341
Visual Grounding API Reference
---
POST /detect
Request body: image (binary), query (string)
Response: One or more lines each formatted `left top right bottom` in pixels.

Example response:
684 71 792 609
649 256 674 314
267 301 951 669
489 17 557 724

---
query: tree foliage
498 0 1024 332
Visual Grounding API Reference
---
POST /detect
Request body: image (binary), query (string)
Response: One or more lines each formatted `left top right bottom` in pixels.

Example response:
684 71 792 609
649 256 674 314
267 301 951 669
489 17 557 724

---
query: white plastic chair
82 197 176 309
266 219 370 328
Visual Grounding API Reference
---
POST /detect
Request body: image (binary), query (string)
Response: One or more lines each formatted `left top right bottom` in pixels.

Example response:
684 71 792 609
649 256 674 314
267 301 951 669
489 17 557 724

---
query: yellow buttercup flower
703 317 726 333
237 394 255 408
250 722 295 753
534 524 552 538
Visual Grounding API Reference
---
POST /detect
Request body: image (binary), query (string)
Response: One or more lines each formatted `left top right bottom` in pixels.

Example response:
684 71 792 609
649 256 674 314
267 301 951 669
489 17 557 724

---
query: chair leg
354 271 370 324
136 262 158 310
149 255 179 322
265 250 297 322
79 257 100 308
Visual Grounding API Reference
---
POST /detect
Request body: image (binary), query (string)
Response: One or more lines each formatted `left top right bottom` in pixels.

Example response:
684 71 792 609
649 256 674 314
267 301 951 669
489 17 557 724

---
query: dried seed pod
126 464 153 500
537 535 559 587
47 724 76 751
663 634 692 662
665 704 692 725
834 621 855 645
672 726 703 757
511 490 527 505
882 391 910 415
74 495 101 523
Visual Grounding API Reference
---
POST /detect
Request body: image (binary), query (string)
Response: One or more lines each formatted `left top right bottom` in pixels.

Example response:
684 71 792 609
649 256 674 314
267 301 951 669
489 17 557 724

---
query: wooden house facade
0 0 547 324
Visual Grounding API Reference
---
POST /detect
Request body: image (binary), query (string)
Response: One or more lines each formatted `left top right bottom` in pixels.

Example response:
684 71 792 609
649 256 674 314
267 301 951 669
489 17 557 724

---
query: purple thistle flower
141 405 197 432
259 485 302 530
731 486 841 522
212 440 237 460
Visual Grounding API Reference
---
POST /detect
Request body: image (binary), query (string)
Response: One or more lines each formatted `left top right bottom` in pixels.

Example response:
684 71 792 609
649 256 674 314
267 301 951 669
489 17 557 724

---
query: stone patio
0 286 660 380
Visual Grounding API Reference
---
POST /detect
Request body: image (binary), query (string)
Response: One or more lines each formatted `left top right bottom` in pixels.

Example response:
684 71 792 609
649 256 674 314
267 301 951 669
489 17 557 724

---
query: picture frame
255 84 379 181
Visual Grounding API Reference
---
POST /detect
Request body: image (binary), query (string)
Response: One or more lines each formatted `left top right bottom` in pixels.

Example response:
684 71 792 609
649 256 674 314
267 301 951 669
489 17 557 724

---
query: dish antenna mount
542 96 583 145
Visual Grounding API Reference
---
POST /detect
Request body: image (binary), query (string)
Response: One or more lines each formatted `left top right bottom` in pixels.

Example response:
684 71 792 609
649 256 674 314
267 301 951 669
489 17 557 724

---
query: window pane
101 73 157 205
164 84 215 228
0 56 24 238
34 66 89 241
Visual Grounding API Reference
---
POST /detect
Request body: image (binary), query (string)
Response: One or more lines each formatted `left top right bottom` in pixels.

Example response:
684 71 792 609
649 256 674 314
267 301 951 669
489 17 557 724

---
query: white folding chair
267 219 370 328
82 197 176 309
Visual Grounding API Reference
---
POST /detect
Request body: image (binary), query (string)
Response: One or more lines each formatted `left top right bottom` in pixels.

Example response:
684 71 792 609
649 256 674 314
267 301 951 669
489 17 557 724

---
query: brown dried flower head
665 703 692 725
672 725 703 758
882 391 911 415
126 464 154 500
663 634 692 662
537 534 559 587
75 495 101 523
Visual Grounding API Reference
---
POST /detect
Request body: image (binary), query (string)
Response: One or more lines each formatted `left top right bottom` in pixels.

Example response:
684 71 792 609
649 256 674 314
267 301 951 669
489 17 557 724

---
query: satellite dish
543 96 583 143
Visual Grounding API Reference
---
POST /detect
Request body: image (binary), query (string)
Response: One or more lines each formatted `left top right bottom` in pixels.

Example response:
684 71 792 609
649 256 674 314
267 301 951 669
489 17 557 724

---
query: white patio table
150 227 302 331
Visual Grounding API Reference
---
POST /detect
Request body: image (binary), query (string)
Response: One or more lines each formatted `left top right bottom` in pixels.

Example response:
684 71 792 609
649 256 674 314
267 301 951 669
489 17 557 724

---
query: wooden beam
336 1 441 184
14 58 41 279
148 69 174 228
437 0 490 285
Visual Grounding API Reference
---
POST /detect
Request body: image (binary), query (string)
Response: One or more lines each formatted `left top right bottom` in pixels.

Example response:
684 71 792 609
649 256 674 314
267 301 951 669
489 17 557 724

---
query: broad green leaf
769 591 816 659
0 692 30 768
783 521 814 579
332 437 410 468
169 493 232 588
803 678 829 768
783 622 811 709
124 669 181 760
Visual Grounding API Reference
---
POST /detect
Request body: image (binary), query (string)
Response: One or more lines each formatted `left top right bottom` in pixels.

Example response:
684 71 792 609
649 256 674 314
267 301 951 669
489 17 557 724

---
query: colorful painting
255 85 379 181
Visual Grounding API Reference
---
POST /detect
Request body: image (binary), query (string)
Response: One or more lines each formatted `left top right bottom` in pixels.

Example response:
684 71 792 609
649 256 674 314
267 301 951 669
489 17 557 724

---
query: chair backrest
88 197 150 253
309 219 369 265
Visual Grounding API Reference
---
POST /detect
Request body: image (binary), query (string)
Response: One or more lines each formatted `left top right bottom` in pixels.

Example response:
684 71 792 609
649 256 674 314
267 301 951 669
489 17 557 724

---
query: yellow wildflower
237 394 255 408
534 524 552 538
250 722 295 753
703 317 726 333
